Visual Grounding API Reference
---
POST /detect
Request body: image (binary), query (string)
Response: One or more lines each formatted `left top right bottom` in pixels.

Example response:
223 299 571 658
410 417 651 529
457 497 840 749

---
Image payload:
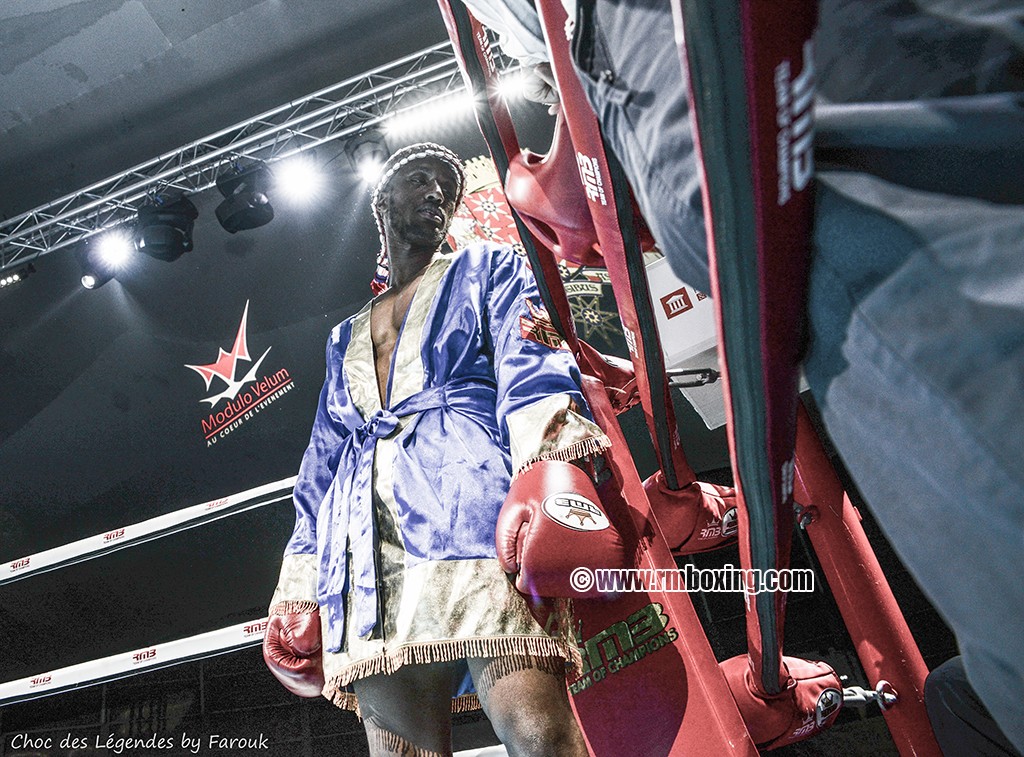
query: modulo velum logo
185 300 295 447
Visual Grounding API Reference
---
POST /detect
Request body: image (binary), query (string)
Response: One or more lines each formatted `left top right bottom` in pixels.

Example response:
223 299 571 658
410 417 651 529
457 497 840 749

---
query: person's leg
815 93 1024 206
468 655 587 757
569 0 710 293
565 1 1024 747
803 171 1024 753
568 0 1024 293
926 656 1023 757
815 0 1024 103
352 661 459 757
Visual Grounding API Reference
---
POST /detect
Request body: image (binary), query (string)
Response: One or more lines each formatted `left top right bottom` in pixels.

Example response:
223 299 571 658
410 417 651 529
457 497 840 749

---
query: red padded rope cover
436 2 758 754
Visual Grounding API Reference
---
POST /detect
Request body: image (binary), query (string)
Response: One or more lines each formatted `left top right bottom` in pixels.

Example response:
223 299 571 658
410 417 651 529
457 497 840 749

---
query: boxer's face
378 157 459 250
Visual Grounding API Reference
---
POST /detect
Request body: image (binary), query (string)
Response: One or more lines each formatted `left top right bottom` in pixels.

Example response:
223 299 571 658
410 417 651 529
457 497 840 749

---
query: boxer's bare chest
368 274 424 407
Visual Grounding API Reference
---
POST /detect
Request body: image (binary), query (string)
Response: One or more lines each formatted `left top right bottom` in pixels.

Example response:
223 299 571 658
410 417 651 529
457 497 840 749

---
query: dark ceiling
0 0 449 217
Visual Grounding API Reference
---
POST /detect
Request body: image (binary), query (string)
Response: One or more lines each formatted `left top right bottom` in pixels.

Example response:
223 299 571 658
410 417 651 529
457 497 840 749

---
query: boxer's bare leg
469 656 588 757
352 661 458 757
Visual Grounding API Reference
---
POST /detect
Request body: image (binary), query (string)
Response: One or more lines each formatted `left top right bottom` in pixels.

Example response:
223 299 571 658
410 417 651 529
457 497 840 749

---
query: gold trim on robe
506 393 612 475
270 553 318 608
319 252 581 712
269 250 608 713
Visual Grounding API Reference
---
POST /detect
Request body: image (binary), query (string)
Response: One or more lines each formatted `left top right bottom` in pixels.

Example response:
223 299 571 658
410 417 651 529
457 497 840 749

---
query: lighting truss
0 40 511 272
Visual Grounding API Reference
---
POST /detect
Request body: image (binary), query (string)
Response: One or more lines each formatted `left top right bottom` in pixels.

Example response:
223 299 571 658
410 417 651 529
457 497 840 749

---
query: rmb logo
186 301 295 447
698 506 738 542
244 620 269 638
541 493 609 532
132 649 157 665
815 688 843 727
569 603 679 695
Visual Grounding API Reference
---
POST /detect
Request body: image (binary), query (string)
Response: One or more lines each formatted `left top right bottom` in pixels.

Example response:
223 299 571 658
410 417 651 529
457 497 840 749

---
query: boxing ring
0 2 974 753
0 479 294 705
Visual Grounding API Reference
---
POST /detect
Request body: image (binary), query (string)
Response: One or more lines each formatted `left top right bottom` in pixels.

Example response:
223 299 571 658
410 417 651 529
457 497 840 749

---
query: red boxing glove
721 655 844 749
263 602 325 698
643 471 738 555
496 459 627 599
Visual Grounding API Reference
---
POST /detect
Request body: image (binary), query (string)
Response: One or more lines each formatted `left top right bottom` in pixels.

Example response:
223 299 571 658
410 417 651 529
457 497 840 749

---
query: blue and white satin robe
270 243 609 710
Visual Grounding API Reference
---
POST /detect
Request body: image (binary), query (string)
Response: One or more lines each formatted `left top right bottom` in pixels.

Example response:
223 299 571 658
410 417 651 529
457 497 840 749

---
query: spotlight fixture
95 230 135 268
0 263 35 289
346 131 390 184
215 161 275 233
273 154 325 205
135 193 199 262
80 270 110 290
75 231 133 290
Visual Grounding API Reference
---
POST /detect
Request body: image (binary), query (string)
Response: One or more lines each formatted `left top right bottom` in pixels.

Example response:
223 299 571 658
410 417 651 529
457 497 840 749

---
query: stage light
495 70 527 101
0 263 35 289
135 194 199 262
75 232 132 290
95 230 135 267
384 91 477 138
215 161 275 233
273 155 325 205
80 272 107 290
358 158 384 183
346 131 390 184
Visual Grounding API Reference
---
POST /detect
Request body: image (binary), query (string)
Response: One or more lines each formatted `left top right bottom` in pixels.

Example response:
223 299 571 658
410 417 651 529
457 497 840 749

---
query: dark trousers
927 657 1022 757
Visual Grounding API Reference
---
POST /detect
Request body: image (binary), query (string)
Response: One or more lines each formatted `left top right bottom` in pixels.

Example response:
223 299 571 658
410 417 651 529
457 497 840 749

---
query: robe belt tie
320 379 497 650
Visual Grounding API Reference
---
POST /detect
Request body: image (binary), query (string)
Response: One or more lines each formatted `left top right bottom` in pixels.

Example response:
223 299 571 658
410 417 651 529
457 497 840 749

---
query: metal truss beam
0 41 492 272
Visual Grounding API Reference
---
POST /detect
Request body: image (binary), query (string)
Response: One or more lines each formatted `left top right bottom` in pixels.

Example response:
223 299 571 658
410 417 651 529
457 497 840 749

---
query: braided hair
370 142 466 295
